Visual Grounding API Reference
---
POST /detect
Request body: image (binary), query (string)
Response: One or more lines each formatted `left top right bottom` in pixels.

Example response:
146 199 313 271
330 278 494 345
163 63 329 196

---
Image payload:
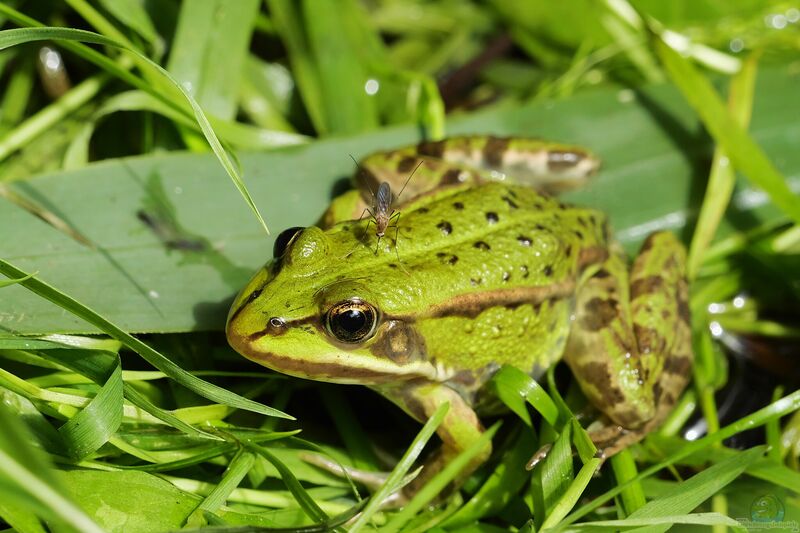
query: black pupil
273 226 304 258
336 308 366 333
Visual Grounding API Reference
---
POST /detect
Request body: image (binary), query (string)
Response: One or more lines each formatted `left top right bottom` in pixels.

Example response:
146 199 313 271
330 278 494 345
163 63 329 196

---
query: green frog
226 136 692 490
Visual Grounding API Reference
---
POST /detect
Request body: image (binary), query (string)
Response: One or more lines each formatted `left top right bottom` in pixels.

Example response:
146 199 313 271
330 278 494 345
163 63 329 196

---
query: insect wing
376 182 392 215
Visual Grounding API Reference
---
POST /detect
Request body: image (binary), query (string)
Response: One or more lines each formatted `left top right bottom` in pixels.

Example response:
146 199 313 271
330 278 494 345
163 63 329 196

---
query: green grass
1 0 799 531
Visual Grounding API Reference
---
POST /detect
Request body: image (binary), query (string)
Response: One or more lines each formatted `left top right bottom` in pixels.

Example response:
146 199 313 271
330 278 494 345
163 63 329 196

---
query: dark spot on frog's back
473 241 490 251
442 169 463 184
483 136 509 167
580 297 618 331
630 275 664 299
486 212 499 224
370 320 426 365
437 221 453 235
416 139 445 158
453 201 464 210
664 354 692 376
436 252 458 265
502 195 518 209
397 156 418 173
579 361 624 406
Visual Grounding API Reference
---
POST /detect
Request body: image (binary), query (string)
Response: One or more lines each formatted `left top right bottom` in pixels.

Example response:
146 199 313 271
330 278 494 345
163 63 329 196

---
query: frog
226 135 693 493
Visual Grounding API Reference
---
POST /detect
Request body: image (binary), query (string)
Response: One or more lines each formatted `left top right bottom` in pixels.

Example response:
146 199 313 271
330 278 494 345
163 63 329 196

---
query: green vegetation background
0 0 799 531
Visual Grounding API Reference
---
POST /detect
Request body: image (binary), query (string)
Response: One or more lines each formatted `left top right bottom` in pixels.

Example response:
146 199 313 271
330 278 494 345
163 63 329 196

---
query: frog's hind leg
414 136 601 194
563 231 692 457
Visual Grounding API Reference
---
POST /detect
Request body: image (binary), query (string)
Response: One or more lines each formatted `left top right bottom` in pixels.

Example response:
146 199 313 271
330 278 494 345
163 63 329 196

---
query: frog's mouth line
227 331 422 385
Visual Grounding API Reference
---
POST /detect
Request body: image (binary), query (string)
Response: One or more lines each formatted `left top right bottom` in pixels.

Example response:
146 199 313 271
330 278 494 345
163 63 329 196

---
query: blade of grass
0 25 269 233
687 53 758 279
381 422 501 533
652 32 800 226
535 421 574 527
443 427 536 527
492 365 559 427
246 443 328 524
617 446 765 533
57 353 123 459
168 0 260 120
266 0 327 134
0 259 291 419
562 390 800 526
320 387 379 470
0 183 93 246
185 449 256 527
0 402 104 533
301 0 378 134
560 512 741 530
348 401 449 533
610 449 647 516
0 73 110 164
540 458 602 530
96 0 159 46
0 271 33 287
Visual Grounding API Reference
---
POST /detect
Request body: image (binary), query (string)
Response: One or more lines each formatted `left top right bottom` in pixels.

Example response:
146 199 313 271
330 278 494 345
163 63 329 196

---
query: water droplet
148 290 160 299
617 89 635 103
364 78 379 95
729 38 744 53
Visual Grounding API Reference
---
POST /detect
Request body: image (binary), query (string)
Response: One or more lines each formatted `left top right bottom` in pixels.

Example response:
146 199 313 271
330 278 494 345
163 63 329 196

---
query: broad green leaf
2 65 797 334
0 259 291 420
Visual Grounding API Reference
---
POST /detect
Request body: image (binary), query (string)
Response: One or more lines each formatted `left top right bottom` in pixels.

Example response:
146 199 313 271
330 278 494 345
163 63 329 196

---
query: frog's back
333 182 609 394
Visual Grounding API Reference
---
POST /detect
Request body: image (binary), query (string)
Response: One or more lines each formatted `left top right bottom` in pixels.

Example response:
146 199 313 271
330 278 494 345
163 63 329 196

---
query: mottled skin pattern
226 135 693 493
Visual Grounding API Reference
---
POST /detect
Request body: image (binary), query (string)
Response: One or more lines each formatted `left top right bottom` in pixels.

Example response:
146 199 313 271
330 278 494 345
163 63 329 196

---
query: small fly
351 157 422 261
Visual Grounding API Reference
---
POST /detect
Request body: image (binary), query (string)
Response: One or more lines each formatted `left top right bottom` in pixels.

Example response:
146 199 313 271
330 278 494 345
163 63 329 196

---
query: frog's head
226 226 437 385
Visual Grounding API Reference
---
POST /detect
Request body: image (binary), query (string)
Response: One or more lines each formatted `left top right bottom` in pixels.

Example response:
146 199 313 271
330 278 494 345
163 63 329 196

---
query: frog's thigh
564 231 690 430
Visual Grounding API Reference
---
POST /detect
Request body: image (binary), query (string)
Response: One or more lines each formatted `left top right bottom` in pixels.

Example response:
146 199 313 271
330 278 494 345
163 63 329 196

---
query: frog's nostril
267 317 288 335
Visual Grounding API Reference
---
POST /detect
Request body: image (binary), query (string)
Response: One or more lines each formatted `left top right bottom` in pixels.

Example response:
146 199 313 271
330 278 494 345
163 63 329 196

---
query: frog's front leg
375 380 491 494
565 231 692 455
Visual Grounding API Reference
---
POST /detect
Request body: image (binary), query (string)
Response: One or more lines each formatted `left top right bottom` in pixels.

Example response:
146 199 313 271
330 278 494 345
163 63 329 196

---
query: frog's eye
325 298 378 343
273 226 305 258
